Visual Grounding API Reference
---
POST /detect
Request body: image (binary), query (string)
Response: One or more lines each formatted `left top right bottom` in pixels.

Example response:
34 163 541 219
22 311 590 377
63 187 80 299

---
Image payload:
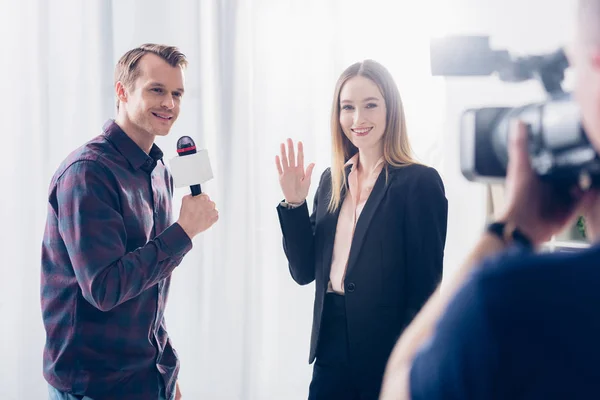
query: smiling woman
274 58 448 399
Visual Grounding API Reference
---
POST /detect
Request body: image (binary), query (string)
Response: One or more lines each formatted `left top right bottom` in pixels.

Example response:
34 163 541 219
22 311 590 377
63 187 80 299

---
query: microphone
170 136 214 196
176 136 202 195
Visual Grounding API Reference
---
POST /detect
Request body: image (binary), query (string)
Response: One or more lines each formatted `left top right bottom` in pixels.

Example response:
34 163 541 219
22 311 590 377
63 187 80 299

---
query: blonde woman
275 60 448 399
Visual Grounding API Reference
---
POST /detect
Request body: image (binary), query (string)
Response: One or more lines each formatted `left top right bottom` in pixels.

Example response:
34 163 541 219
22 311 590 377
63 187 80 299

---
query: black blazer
276 163 448 369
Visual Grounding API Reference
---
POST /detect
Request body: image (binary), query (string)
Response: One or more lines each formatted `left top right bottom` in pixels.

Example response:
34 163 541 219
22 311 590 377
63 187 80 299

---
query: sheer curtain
0 0 446 398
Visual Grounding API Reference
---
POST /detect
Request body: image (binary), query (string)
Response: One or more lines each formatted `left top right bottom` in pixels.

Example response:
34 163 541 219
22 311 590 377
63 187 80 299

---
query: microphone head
177 136 197 156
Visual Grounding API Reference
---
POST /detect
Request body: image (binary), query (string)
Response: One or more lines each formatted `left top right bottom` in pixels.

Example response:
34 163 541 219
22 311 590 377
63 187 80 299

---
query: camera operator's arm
379 231 507 399
380 121 587 400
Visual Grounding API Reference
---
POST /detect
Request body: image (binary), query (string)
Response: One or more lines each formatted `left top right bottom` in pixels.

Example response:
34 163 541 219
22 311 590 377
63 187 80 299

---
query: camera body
431 35 600 189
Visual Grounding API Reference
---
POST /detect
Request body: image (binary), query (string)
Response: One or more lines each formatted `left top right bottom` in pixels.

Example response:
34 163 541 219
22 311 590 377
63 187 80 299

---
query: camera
431 35 600 189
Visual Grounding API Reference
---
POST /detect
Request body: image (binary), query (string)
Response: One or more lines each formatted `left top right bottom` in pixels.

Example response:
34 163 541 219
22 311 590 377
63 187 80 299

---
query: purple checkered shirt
41 120 192 400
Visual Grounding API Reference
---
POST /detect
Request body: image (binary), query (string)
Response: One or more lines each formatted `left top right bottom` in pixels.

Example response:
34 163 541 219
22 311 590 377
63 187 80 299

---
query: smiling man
41 44 219 400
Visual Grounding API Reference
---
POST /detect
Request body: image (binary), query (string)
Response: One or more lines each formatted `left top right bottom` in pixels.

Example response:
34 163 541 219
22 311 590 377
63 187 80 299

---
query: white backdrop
0 0 575 399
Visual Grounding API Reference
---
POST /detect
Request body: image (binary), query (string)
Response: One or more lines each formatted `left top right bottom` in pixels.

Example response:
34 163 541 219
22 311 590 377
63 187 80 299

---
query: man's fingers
508 119 533 176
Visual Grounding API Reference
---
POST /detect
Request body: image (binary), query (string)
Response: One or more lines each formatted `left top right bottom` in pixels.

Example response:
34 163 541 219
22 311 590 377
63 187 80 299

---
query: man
41 44 218 400
380 1 600 398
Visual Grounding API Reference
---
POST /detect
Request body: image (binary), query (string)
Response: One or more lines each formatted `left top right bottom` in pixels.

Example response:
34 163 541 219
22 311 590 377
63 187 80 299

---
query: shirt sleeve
55 160 192 312
409 271 500 400
276 168 328 285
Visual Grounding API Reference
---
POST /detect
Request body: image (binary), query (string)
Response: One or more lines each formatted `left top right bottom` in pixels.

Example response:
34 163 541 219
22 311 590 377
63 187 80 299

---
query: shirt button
347 282 356 292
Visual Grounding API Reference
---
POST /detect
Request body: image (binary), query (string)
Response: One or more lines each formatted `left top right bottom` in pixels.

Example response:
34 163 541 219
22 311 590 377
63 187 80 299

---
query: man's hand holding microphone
171 136 218 239
177 194 218 239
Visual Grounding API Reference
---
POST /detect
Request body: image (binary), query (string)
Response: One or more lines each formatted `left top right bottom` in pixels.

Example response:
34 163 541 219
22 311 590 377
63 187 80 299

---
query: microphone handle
190 184 202 196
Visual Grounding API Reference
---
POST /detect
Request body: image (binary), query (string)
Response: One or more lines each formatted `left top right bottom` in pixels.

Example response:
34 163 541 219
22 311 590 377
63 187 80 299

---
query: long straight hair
328 60 416 212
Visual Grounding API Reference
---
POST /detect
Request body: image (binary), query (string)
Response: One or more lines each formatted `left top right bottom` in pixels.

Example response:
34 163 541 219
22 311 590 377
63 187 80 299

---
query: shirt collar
102 119 164 173
344 153 360 169
344 153 385 174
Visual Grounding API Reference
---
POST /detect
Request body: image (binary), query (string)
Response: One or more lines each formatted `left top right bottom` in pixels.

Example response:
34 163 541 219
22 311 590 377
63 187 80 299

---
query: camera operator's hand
499 120 587 246
177 194 219 239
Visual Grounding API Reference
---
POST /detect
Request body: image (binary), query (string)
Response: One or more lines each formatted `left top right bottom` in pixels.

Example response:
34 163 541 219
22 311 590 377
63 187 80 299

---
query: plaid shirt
41 120 192 400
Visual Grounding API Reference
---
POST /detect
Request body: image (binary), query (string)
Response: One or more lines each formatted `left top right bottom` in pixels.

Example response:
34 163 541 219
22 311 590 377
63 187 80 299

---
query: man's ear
115 81 128 105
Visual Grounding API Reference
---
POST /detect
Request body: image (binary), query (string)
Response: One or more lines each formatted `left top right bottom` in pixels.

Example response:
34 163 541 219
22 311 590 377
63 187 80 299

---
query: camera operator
380 1 600 398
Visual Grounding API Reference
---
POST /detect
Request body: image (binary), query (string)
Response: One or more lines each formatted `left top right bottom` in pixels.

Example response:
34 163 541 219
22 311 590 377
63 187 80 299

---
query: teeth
153 113 171 120
353 127 371 134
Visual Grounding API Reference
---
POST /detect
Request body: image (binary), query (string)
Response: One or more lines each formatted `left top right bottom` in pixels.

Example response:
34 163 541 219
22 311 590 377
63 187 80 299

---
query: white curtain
0 0 446 399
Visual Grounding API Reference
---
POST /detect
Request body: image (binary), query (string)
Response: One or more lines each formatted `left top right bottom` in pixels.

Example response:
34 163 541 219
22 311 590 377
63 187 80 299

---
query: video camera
431 35 600 190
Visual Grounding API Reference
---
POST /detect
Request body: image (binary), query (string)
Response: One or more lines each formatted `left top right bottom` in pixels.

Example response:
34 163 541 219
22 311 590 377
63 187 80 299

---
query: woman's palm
275 139 315 204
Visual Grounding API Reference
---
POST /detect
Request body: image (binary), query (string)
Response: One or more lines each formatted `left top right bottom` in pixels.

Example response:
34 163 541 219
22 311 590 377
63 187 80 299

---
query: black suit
277 163 448 398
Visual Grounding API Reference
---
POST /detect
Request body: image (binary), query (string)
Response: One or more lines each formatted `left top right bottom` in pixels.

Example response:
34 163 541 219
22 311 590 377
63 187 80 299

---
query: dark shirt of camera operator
409 244 600 399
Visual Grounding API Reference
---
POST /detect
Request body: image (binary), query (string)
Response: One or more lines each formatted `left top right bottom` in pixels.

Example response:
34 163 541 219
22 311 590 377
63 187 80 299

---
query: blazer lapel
345 168 392 277
320 166 350 285
320 211 340 285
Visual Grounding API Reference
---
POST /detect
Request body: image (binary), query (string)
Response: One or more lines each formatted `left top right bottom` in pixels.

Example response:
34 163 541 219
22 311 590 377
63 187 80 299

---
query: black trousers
308 293 382 400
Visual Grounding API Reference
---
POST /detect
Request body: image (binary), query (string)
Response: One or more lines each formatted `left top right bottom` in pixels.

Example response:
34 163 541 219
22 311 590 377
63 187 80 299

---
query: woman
275 59 448 399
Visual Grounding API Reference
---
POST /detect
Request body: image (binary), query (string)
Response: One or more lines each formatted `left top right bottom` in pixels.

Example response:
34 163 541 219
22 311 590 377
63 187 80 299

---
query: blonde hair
114 43 188 111
328 60 415 212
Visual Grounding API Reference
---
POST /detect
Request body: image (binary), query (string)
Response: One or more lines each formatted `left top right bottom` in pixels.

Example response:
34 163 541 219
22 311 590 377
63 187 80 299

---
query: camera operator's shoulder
473 245 600 312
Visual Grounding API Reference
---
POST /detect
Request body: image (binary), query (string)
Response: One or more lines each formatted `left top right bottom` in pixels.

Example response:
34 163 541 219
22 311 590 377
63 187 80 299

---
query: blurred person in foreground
380 2 600 398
